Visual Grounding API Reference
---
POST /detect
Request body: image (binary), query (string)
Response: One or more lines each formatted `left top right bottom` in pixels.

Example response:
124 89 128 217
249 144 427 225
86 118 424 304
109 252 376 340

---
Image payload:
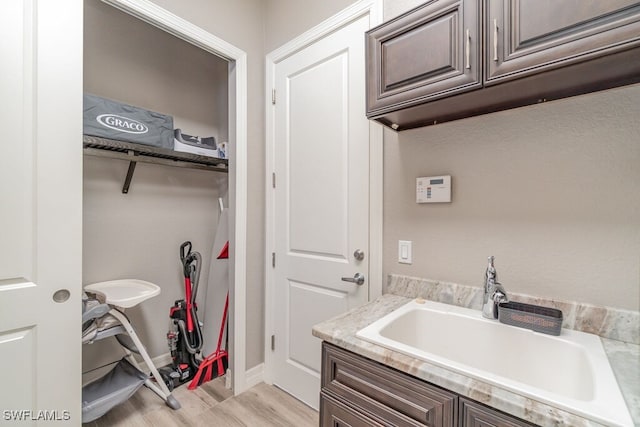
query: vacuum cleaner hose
176 319 201 355
189 252 204 353
178 251 204 355
190 252 202 303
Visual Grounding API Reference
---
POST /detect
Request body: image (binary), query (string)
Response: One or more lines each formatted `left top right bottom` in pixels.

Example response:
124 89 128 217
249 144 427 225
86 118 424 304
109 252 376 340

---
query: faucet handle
491 283 508 318
492 283 508 302
486 255 497 281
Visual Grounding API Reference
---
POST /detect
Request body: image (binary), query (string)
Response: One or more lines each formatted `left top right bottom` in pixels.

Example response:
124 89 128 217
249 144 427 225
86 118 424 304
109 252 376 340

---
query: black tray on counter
498 301 563 336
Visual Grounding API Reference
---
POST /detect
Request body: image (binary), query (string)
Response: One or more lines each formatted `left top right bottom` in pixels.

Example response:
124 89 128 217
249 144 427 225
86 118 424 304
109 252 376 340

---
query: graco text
96 114 148 134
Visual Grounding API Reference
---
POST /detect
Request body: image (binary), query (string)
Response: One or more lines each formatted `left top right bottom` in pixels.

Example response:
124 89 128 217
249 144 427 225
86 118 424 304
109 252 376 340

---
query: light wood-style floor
82 377 319 426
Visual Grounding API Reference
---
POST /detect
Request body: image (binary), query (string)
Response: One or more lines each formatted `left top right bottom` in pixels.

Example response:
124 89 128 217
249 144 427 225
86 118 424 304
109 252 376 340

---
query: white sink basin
356 299 633 427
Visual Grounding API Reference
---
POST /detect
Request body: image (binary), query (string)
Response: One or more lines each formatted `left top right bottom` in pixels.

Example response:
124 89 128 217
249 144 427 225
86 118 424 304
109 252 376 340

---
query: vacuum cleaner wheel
158 367 176 392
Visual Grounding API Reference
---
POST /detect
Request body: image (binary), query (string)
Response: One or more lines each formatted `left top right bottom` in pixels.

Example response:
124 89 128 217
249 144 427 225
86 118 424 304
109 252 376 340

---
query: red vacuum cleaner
188 241 229 389
160 241 205 389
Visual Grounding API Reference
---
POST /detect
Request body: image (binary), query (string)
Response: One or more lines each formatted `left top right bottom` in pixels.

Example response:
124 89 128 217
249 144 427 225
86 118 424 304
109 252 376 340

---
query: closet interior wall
82 0 229 379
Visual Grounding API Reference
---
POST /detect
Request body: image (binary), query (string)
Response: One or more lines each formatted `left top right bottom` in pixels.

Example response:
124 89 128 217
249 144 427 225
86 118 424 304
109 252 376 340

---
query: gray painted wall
83 0 270 377
145 0 269 370
264 0 357 52
379 0 640 311
83 0 639 380
265 0 640 313
83 0 231 373
383 85 640 310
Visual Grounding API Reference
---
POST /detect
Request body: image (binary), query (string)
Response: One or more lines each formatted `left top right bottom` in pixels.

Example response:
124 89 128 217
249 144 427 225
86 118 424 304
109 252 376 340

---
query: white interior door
0 0 83 422
271 14 371 409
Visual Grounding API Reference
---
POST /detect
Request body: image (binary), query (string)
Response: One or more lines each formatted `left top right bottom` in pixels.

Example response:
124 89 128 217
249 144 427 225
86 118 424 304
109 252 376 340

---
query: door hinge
272 252 276 268
272 172 276 188
272 89 276 105
271 334 275 351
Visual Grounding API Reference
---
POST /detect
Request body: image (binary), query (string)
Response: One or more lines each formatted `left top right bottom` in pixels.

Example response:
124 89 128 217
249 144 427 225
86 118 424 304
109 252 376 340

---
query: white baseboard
244 363 264 389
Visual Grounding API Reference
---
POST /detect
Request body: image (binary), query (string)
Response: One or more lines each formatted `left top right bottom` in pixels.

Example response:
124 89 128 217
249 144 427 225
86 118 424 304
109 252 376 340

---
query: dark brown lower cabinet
320 392 384 427
321 342 457 426
321 342 537 427
459 398 535 427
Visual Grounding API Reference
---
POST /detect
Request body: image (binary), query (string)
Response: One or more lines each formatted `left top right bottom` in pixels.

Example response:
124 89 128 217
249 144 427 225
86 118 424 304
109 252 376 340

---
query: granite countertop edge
312 294 639 427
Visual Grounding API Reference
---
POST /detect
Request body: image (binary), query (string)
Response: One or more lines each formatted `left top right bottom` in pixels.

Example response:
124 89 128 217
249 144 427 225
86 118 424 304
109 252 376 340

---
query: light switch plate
398 240 412 264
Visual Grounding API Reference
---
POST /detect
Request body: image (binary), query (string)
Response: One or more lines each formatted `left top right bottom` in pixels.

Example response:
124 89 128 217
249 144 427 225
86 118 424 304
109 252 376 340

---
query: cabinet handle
493 19 499 62
465 28 470 69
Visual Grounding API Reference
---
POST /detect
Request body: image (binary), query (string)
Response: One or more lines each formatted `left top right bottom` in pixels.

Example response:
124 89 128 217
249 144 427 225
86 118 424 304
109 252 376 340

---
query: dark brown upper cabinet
366 0 481 119
366 0 640 131
486 0 640 83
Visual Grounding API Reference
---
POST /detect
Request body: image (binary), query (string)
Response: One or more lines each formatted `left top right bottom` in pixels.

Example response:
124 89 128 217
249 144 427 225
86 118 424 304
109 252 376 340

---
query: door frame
103 0 249 394
264 0 383 385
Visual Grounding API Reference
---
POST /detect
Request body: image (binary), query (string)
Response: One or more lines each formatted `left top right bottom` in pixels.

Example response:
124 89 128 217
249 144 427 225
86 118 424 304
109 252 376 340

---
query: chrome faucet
482 256 508 319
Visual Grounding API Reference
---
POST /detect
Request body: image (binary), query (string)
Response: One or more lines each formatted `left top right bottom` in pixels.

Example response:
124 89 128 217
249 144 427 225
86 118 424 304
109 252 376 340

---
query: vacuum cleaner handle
180 241 192 264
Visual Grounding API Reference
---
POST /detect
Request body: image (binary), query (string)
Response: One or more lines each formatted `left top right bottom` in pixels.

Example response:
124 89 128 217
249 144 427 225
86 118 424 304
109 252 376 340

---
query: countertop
312 294 640 427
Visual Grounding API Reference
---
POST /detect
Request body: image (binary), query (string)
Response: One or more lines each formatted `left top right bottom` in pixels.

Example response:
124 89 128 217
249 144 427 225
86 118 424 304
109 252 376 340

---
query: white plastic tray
84 279 160 308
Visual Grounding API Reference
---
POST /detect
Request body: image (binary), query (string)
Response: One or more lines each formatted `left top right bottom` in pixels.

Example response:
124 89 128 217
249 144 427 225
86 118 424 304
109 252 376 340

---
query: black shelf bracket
123 156 138 194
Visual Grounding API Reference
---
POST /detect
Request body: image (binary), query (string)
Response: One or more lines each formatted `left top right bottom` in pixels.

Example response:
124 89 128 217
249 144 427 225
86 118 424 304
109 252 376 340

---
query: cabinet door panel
382 14 456 91
320 393 384 427
322 343 457 427
367 0 481 116
460 398 536 427
486 0 640 83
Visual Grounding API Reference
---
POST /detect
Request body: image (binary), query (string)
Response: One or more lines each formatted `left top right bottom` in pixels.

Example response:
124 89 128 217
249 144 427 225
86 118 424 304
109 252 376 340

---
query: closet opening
81 0 248 405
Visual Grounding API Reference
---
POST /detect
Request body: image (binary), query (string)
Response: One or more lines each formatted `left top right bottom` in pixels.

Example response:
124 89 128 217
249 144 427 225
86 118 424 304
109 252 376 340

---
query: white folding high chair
82 279 180 422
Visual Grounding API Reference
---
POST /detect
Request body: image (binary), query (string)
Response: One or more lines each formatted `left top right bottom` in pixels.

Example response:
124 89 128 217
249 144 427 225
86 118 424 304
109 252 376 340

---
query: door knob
341 273 365 286
53 289 70 303
353 249 365 261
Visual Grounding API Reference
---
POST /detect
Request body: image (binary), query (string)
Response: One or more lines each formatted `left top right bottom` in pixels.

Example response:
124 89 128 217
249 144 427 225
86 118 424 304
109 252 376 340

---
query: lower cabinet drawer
322 343 457 427
459 398 536 427
321 392 384 427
